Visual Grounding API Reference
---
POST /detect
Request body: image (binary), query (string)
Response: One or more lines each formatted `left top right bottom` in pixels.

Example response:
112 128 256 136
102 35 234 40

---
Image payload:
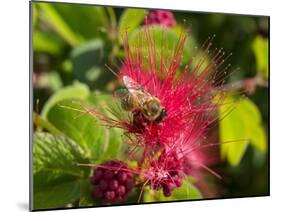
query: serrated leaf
33 132 90 210
219 97 267 166
47 99 109 160
252 35 269 80
118 9 147 43
41 81 90 118
33 132 88 175
143 179 202 202
44 89 123 161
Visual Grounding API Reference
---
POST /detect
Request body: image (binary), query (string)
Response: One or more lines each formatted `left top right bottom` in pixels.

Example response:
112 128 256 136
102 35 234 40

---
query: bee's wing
122 76 151 96
114 88 130 100
114 88 135 111
123 76 142 91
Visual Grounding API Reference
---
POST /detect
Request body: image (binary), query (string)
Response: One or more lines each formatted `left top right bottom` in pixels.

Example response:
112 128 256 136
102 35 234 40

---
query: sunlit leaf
143 179 202 202
46 96 122 161
41 81 90 118
252 35 269 79
46 99 105 159
172 25 198 63
32 3 38 28
33 31 65 56
33 132 89 175
38 2 82 46
129 26 178 69
219 97 267 166
129 26 208 74
102 127 123 161
50 3 108 40
119 9 147 43
33 112 62 135
33 131 90 209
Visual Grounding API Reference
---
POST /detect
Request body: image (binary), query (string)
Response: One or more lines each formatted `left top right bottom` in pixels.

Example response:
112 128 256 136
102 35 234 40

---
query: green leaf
33 171 81 210
38 2 82 46
129 26 178 68
172 26 210 74
47 99 109 160
79 178 96 207
33 132 89 175
102 127 123 161
50 3 108 40
219 97 267 166
32 3 38 28
143 179 202 202
88 94 123 160
47 72 63 91
46 99 103 159
33 31 65 56
252 35 269 80
33 132 91 209
119 9 147 43
172 25 198 64
70 39 104 85
41 81 90 118
33 112 62 135
128 26 207 74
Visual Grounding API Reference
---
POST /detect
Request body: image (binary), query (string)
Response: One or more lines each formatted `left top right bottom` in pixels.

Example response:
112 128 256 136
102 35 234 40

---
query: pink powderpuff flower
113 31 229 155
76 28 231 198
142 149 185 197
145 10 176 28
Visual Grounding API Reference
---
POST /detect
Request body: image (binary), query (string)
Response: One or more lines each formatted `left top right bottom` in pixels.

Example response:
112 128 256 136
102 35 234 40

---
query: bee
115 76 167 123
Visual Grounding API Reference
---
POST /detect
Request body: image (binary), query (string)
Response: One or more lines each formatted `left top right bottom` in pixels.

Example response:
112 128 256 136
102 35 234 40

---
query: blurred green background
32 1 269 210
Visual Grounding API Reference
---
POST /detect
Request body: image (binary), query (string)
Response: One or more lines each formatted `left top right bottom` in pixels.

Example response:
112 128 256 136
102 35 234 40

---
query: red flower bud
91 160 134 203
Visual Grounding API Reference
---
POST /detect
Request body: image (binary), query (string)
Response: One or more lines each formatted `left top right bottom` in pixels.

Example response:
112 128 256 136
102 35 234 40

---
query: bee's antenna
105 63 120 78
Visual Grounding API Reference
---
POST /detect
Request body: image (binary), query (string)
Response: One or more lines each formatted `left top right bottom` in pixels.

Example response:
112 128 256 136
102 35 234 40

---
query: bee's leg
132 111 146 132
132 111 141 126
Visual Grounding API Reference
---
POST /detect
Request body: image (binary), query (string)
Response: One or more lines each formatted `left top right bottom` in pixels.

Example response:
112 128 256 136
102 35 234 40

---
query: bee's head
142 98 167 123
144 100 160 115
144 99 167 123
150 102 160 115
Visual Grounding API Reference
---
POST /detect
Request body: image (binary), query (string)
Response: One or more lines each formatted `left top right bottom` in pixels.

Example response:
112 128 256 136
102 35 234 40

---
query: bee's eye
150 103 159 114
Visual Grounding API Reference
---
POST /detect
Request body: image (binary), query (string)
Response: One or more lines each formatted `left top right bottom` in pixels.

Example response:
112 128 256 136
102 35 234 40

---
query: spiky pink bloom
117 32 228 150
86 29 230 197
145 10 176 28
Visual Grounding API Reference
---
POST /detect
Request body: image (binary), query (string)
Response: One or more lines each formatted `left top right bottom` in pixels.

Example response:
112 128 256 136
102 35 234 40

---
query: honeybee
115 76 167 123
